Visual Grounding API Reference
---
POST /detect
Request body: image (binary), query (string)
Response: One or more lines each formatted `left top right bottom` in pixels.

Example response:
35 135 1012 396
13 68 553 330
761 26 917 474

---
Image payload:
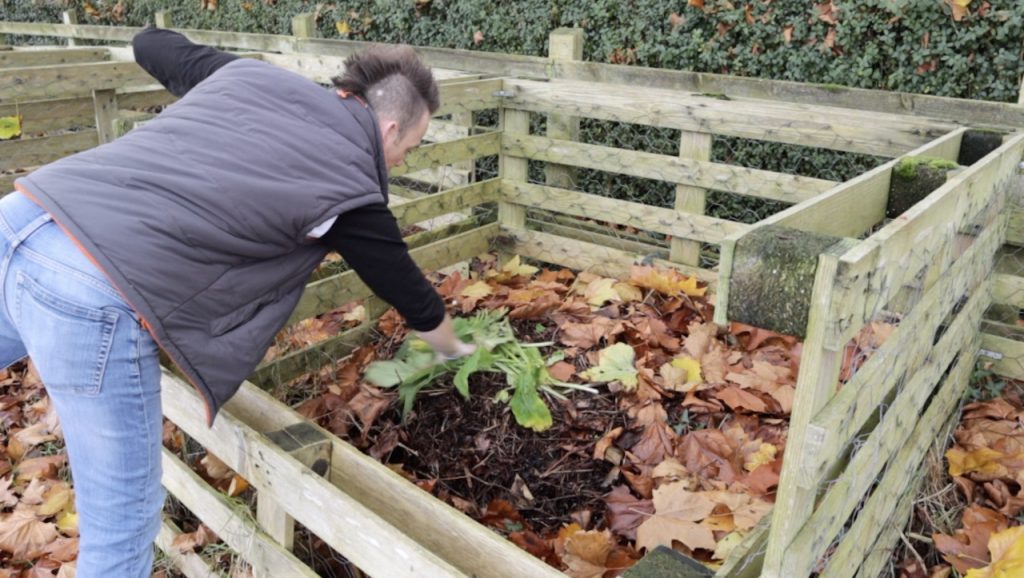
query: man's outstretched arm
133 27 239 97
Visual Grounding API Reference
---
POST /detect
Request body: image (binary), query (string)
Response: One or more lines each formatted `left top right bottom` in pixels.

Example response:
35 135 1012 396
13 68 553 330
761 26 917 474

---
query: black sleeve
320 204 447 332
132 27 239 97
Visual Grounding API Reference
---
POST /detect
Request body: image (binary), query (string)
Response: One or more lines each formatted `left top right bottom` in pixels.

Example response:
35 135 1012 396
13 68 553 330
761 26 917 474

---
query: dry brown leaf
171 523 219 553
715 386 770 413
635 482 716 553
604 485 652 541
934 505 1007 573
561 528 616 578
200 453 233 481
0 505 59 558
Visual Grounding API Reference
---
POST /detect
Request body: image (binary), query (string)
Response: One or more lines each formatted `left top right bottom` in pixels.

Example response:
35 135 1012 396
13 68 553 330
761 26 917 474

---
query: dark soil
354 374 623 534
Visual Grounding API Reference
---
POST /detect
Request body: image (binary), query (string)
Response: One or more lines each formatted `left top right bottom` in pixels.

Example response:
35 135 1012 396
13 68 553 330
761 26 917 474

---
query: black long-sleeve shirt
132 27 445 331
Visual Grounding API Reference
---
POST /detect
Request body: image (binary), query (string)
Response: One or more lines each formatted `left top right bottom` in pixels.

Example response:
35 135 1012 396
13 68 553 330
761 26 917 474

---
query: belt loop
7 213 52 253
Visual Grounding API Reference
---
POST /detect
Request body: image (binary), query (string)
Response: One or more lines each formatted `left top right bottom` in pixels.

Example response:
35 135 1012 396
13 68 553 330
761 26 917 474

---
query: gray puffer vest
17 59 388 423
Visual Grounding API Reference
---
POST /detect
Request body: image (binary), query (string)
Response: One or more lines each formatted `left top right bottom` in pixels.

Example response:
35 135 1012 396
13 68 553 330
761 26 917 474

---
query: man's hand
415 312 477 362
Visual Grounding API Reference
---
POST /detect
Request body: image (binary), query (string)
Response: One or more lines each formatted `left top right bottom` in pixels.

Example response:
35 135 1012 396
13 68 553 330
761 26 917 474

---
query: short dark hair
333 46 440 134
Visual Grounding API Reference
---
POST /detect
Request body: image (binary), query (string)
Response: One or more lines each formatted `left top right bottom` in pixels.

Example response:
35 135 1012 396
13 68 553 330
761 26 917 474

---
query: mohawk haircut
332 46 440 135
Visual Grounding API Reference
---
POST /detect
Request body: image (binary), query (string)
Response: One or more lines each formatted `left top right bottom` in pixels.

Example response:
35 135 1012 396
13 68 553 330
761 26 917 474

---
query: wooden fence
1 11 1023 578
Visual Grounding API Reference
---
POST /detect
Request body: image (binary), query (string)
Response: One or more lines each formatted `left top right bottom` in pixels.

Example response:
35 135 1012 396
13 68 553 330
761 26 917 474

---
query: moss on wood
886 156 958 218
727 225 844 338
958 129 1006 166
623 546 713 578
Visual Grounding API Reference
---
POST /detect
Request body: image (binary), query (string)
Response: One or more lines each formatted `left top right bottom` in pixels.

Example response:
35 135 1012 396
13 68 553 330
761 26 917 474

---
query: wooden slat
981 333 1024 381
288 223 497 324
500 180 749 244
0 47 108 68
497 108 529 242
1005 208 1024 247
821 335 978 578
828 133 1024 348
161 371 469 578
760 240 855 578
0 131 97 171
502 133 834 203
714 515 769 578
0 172 28 194
155 518 228 578
161 448 317 578
993 273 1024 308
761 128 966 238
258 52 475 84
391 132 500 177
507 227 717 287
551 60 1024 131
806 218 1001 480
781 281 988 577
390 177 499 225
175 375 565 578
3 22 1023 131
0 61 154 102
502 78 956 156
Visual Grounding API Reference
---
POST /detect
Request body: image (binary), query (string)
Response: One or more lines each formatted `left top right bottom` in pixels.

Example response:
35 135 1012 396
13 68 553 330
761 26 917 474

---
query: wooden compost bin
2 11 1024 578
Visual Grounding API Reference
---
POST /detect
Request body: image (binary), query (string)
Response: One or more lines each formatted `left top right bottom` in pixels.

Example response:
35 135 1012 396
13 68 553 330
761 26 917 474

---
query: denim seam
128 322 156 577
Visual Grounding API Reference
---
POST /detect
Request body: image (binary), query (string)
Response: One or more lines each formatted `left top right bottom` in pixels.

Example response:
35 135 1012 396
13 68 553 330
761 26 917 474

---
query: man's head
333 46 440 169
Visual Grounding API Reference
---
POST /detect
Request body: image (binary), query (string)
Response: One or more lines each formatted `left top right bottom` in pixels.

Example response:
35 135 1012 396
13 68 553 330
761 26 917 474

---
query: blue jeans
0 192 163 577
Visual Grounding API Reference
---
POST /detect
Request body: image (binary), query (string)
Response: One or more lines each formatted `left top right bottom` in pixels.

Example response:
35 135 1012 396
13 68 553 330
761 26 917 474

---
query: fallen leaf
946 0 970 21
335 20 350 35
635 482 716 552
630 266 706 298
200 453 233 480
547 361 575 382
966 525 1024 578
460 281 493 299
0 506 59 558
743 443 777 472
580 343 638 391
562 529 615 578
715 386 770 413
713 530 746 561
584 278 621 308
604 485 653 541
935 505 1008 573
171 524 218 553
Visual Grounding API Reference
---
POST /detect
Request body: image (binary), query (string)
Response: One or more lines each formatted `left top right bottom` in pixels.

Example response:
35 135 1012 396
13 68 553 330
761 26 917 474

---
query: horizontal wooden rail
506 227 717 287
500 180 749 244
0 47 108 68
0 172 30 194
258 51 477 85
502 133 834 203
0 131 97 171
501 78 956 156
992 272 1024 308
981 333 1024 381
390 177 500 224
155 518 227 578
807 217 1001 479
821 334 978 577
828 133 1024 348
0 61 156 102
287 199 498 324
782 277 989 577
161 448 317 577
181 378 566 578
392 132 500 177
0 88 173 134
161 371 470 578
3 21 1023 130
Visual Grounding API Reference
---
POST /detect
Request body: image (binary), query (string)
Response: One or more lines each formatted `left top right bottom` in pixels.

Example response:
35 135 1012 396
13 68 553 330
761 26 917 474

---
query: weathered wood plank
981 333 1024 381
0 172 26 194
258 51 474 85
0 131 97 171
161 448 318 578
545 28 583 191
828 133 1024 349
155 518 228 578
714 515 769 578
498 109 529 237
781 281 988 578
1005 208 1024 247
500 180 749 244
92 88 117 144
672 130 712 265
993 273 1024 308
502 133 834 204
178 376 565 578
0 48 107 68
551 60 1024 130
760 241 852 578
506 227 717 287
0 61 155 103
390 178 499 226
502 78 956 156
760 128 966 238
821 335 978 578
391 132 500 177
161 371 470 578
807 218 1000 480
534 217 668 259
288 223 497 325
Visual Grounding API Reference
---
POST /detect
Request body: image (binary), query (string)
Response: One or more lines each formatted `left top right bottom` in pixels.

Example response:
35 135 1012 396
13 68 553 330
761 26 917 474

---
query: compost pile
281 255 804 574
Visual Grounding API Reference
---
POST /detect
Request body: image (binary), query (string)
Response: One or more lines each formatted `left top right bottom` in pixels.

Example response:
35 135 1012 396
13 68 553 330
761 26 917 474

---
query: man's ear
380 119 400 143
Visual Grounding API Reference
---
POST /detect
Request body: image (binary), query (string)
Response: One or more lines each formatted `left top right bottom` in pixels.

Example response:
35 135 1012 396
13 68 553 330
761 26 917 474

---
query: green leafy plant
365 309 596 432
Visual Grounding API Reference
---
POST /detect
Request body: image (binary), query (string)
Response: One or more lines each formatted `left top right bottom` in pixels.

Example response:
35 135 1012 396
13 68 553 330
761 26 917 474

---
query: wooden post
61 10 78 47
452 111 475 183
154 10 173 29
545 28 583 190
291 13 317 40
498 105 530 236
670 131 712 266
256 423 331 555
92 89 118 144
